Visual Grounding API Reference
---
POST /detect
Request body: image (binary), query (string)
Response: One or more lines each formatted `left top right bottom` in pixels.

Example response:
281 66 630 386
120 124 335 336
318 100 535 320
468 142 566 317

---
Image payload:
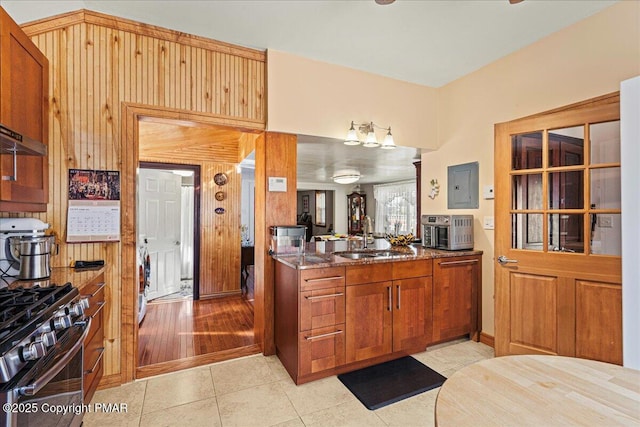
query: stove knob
53 314 72 330
70 298 90 317
37 331 57 347
22 341 46 361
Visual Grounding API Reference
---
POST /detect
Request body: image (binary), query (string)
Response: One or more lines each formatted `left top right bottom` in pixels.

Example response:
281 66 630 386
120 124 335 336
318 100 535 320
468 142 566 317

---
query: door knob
497 255 518 265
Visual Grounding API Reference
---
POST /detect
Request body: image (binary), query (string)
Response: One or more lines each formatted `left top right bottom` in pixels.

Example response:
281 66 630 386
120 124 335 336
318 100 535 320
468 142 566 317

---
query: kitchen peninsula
274 240 482 384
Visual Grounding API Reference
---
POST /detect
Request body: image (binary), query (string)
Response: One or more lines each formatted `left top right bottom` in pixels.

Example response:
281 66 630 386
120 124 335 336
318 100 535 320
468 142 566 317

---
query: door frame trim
120 102 265 384
139 161 202 300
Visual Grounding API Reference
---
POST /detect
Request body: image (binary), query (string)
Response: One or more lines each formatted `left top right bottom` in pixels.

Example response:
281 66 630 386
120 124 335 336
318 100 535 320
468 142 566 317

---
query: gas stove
0 281 90 427
0 282 88 384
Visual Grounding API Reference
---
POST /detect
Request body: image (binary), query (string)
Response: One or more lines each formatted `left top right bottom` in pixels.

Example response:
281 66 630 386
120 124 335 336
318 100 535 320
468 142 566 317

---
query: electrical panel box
448 161 479 209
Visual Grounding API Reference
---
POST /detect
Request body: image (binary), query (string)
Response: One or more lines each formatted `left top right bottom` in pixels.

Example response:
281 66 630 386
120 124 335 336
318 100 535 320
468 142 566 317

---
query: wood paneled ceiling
138 119 244 163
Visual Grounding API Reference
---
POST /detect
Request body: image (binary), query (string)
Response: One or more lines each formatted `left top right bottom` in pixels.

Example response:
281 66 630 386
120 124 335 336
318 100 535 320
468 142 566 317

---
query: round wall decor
215 191 225 201
214 173 228 186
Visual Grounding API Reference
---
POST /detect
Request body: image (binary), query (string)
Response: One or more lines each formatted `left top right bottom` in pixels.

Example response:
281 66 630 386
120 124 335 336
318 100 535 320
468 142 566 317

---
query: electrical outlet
598 215 613 228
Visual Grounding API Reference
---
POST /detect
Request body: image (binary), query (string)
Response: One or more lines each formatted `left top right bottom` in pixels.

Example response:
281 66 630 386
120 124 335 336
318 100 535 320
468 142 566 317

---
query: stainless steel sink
334 252 379 259
333 249 410 259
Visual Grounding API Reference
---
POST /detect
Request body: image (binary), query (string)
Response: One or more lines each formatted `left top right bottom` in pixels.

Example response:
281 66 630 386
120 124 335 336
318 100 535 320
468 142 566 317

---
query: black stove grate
0 283 76 352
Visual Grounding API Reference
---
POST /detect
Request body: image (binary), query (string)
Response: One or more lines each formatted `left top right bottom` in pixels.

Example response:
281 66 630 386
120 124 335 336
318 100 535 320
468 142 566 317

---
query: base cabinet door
345 281 393 363
433 256 480 343
392 277 432 351
299 324 345 376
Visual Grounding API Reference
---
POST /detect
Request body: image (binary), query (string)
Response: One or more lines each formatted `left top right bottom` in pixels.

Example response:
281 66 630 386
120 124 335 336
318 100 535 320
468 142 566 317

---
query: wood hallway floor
137 269 255 367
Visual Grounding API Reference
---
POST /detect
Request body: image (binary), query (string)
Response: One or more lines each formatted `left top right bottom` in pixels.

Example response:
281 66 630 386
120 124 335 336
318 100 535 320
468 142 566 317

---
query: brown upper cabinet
0 7 49 212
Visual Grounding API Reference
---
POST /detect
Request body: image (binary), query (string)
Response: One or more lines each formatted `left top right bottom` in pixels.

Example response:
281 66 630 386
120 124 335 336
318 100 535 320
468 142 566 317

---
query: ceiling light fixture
332 170 361 185
345 121 396 149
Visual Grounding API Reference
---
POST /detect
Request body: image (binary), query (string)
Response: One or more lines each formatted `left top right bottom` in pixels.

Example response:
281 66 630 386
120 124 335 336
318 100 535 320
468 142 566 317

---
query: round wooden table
435 355 640 426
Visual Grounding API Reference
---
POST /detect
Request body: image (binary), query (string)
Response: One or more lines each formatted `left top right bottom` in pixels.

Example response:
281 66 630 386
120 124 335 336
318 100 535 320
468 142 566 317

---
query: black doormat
337 356 446 410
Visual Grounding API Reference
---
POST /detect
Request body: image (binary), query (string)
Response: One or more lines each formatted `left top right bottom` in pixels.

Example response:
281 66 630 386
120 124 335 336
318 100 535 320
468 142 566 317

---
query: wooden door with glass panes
494 93 623 365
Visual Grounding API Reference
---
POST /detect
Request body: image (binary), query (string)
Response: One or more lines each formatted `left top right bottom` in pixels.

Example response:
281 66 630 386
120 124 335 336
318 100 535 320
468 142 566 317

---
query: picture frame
302 195 309 213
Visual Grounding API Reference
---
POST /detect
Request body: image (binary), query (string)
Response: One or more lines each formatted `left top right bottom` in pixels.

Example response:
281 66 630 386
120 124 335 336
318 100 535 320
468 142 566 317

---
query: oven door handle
19 319 92 397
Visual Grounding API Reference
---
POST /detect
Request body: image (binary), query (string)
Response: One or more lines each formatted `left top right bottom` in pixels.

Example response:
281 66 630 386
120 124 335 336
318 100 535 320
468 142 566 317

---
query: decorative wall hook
428 179 440 199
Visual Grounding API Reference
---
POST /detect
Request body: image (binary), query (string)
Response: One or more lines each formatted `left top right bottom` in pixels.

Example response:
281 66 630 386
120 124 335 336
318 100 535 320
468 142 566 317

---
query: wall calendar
66 169 121 242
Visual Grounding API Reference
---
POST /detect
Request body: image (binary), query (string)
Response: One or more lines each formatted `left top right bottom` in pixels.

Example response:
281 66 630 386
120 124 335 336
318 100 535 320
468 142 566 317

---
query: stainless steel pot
8 235 57 280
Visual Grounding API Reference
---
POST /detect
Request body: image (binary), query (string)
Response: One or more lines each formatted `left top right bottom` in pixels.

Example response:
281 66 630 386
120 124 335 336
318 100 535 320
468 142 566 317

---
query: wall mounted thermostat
483 185 494 199
268 177 287 192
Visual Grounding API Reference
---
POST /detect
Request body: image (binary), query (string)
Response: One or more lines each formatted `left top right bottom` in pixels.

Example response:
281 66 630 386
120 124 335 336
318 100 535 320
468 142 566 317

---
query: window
373 181 417 235
315 191 326 226
510 120 621 255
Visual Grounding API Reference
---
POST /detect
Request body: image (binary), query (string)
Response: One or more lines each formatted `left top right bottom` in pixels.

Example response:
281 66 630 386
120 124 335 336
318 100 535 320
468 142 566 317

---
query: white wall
298 181 349 234
426 1 639 335
267 50 439 151
269 2 639 336
621 75 640 369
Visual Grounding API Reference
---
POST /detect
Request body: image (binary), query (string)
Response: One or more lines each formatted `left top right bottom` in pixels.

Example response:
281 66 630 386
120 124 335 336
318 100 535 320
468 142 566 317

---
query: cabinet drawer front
300 287 345 331
392 259 433 280
81 280 107 319
85 308 103 346
300 267 345 291
346 263 392 285
83 356 103 404
299 324 345 376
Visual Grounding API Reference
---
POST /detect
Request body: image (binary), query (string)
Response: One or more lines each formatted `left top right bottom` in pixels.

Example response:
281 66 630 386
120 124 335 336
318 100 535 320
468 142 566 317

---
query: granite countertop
2 266 106 290
274 239 482 269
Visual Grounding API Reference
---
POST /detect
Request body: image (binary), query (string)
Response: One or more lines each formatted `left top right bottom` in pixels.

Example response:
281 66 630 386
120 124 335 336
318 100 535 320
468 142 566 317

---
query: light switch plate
483 216 495 230
483 185 494 199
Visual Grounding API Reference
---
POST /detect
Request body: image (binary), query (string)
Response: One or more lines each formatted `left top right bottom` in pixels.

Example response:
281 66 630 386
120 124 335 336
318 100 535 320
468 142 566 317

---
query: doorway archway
120 103 264 382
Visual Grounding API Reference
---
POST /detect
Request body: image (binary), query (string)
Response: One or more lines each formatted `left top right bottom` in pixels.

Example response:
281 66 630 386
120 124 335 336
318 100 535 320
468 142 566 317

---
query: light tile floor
84 339 494 427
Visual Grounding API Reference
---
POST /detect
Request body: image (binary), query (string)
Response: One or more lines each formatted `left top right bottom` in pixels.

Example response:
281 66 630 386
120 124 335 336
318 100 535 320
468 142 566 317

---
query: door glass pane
591 213 621 255
512 174 542 210
512 213 543 250
548 214 584 253
590 121 620 164
512 132 542 170
590 167 621 209
548 171 583 209
548 126 584 167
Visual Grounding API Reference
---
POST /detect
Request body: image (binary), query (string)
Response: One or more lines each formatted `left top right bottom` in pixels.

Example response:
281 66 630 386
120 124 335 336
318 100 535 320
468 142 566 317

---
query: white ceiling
2 0 617 88
0 0 618 185
297 135 420 185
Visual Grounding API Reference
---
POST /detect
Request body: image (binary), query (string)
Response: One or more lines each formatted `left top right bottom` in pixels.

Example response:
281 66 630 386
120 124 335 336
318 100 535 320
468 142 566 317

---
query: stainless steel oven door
435 225 450 249
4 320 90 427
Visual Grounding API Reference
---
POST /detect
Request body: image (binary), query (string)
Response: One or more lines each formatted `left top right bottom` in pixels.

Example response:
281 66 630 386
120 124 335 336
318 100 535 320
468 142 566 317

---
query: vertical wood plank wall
18 10 266 384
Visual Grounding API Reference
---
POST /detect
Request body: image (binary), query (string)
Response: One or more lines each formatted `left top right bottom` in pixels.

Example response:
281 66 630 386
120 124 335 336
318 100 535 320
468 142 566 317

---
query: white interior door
138 168 182 301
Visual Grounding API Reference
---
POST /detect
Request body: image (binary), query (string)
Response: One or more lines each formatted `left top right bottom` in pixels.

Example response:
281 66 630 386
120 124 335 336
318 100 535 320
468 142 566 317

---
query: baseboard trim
480 332 495 348
97 373 121 391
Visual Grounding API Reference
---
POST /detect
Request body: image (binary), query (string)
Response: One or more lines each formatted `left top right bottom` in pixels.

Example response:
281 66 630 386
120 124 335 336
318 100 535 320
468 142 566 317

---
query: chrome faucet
363 215 373 249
